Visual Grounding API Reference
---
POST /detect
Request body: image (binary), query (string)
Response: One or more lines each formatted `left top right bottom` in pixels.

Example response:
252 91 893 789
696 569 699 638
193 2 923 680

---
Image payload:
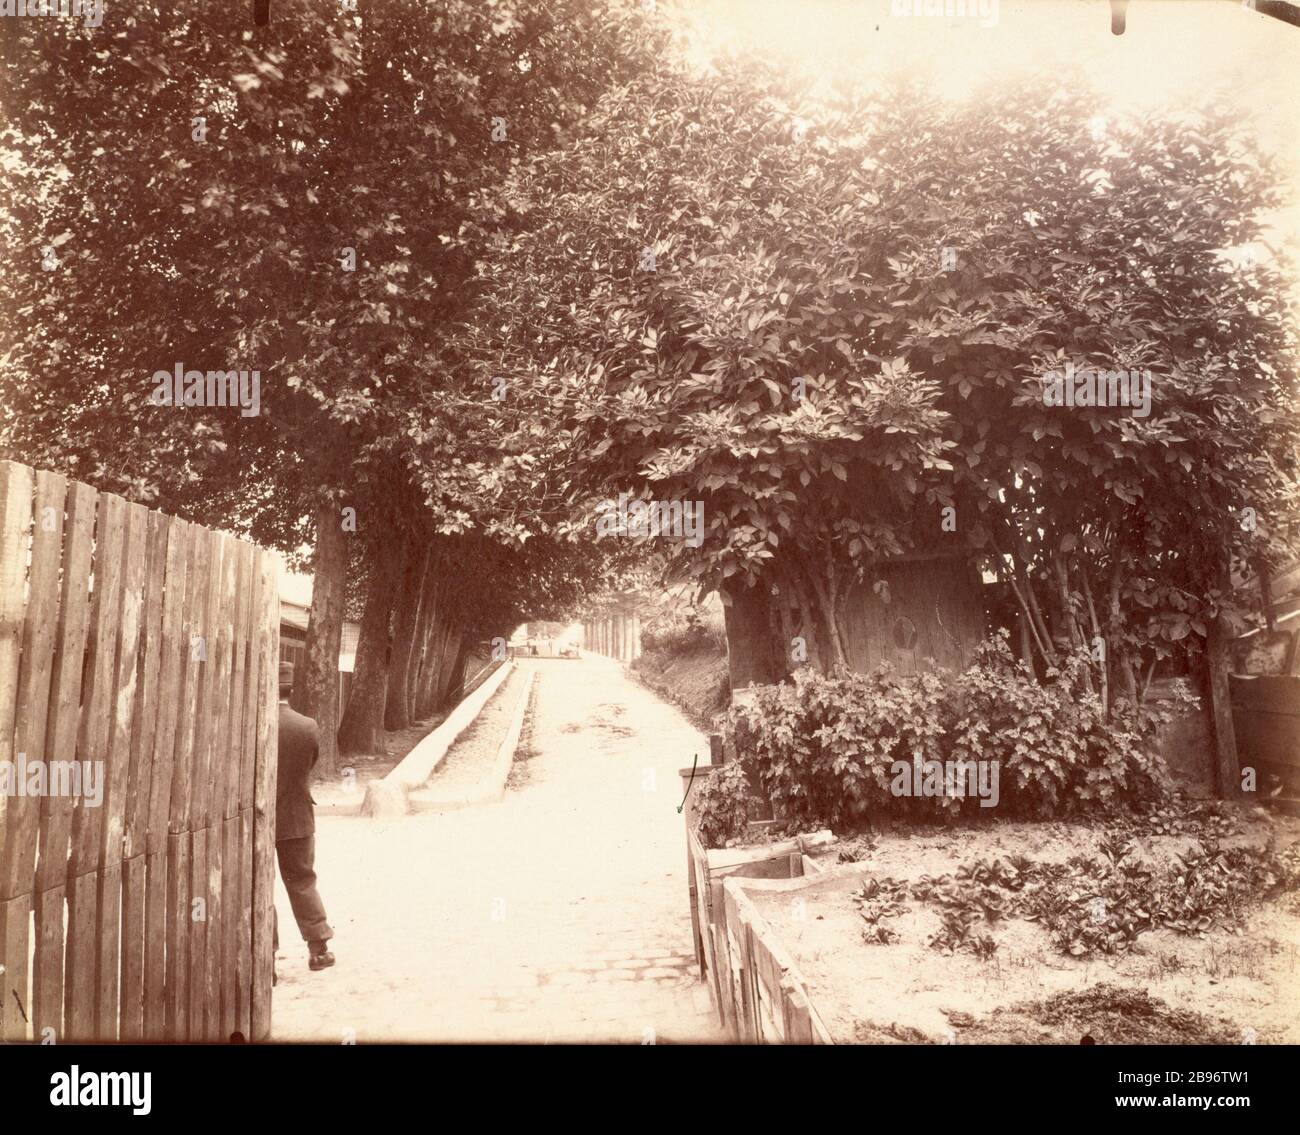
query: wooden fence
720 874 832 1044
0 460 279 1042
582 610 640 662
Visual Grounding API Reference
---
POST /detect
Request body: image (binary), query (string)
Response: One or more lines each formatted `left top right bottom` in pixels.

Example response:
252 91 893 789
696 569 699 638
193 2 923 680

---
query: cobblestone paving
271 655 724 1043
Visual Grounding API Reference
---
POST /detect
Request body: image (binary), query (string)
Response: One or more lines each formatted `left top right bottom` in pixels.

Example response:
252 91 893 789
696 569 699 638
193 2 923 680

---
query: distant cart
510 638 579 660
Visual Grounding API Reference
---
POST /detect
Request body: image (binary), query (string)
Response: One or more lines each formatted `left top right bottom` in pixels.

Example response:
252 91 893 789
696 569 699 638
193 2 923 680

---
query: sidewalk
270 656 723 1043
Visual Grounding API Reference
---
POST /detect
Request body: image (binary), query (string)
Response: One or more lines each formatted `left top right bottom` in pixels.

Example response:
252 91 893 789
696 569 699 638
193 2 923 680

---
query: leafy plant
915 840 1299 960
691 762 752 850
928 908 984 956
855 876 909 945
694 635 1177 840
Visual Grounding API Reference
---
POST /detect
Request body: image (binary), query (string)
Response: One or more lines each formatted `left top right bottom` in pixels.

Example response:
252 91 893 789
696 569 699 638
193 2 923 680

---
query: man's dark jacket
276 704 319 842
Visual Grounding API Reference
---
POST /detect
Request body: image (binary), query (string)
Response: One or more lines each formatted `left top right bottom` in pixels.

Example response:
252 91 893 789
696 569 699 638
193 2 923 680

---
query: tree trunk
292 498 348 775
384 542 429 731
407 559 440 719
1079 560 1108 715
1018 611 1035 669
1052 553 1094 696
416 610 447 719
802 553 848 670
1205 617 1242 799
1106 561 1139 705
721 577 780 691
441 636 468 707
338 543 402 756
434 624 463 709
781 560 839 673
1206 555 1243 799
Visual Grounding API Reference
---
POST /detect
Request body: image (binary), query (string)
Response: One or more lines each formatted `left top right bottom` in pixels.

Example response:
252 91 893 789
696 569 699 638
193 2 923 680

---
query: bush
697 634 1183 842
692 761 752 849
640 607 726 657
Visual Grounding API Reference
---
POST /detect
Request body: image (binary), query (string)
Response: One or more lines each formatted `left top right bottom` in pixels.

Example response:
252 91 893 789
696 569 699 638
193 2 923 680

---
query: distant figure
275 662 335 972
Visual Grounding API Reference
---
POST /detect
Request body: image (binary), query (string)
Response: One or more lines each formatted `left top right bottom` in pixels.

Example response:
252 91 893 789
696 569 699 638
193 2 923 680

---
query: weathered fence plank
202 533 237 1038
251 549 278 1041
144 515 189 1039
236 537 261 1038
94 500 148 1037
66 491 127 1040
120 508 168 1040
32 478 94 1043
186 524 224 1039
0 461 34 1042
167 521 208 1040
222 538 253 1038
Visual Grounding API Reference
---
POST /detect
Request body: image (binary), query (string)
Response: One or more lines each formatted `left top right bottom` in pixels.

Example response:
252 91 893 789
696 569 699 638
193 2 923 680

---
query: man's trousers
274 835 333 947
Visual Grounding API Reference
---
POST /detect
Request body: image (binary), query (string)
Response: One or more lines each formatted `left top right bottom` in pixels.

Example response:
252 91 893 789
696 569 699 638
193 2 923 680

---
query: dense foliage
0 0 666 759
695 635 1184 844
491 57 1300 694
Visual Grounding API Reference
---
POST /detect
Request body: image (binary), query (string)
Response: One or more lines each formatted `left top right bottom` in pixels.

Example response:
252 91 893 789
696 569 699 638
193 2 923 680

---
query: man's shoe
308 941 335 971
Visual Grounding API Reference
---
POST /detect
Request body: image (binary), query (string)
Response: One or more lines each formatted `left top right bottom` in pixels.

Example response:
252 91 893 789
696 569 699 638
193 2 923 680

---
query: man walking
276 662 335 971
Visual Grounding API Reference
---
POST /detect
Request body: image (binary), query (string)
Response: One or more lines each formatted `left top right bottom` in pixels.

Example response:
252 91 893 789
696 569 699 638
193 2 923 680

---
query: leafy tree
0 0 667 763
490 59 1299 702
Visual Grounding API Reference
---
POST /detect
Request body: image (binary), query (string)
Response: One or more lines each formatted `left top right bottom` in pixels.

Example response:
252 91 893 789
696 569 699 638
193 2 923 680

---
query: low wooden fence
0 460 279 1042
684 825 833 1038
720 874 833 1044
679 742 833 1042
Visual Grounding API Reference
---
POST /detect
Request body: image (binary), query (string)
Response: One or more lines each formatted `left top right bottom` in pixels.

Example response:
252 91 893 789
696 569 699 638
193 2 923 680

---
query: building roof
279 596 360 672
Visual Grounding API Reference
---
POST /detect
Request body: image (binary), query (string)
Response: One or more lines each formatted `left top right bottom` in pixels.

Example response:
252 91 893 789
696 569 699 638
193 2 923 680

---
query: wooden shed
838 552 986 675
722 551 987 690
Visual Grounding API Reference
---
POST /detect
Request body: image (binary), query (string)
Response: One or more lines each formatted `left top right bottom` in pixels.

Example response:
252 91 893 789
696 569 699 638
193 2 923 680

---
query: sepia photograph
1 0 1299 1110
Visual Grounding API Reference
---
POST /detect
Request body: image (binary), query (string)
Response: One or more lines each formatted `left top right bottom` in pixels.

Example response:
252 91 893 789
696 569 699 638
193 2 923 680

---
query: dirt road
270 655 723 1043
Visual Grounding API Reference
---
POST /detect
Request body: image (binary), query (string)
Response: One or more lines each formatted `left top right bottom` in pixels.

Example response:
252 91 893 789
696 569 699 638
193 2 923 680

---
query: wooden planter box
721 873 837 1044
685 825 834 1035
678 757 832 1036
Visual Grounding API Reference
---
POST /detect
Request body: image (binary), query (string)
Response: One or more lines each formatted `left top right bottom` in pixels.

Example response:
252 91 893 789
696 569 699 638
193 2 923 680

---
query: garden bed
723 808 1300 1044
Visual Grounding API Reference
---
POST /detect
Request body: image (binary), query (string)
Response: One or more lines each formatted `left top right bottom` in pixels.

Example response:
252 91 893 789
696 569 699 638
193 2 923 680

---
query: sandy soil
631 646 730 731
745 812 1300 1044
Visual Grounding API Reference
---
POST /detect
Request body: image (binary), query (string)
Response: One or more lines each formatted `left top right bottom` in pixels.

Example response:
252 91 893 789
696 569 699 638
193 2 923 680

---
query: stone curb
410 669 536 813
360 660 515 818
